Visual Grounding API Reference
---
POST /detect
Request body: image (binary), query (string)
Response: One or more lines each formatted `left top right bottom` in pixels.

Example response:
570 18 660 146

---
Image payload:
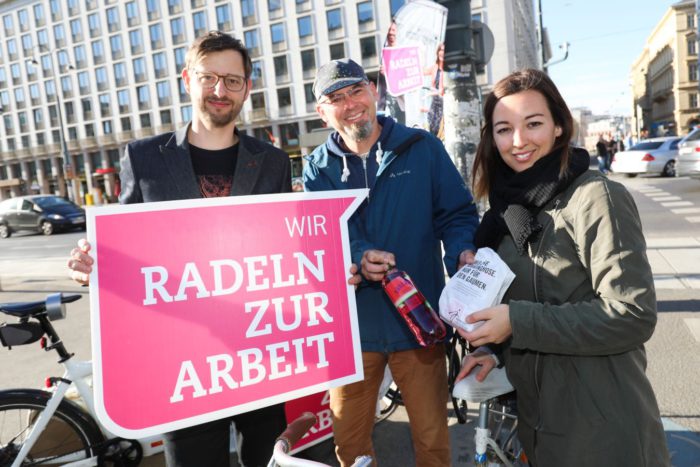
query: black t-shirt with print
189 144 238 197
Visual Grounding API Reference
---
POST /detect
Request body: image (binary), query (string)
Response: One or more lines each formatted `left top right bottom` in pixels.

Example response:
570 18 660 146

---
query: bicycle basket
0 322 44 347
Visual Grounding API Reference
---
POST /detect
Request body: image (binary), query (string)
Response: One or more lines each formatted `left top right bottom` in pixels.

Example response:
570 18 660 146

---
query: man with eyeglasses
303 59 479 466
67 31 289 467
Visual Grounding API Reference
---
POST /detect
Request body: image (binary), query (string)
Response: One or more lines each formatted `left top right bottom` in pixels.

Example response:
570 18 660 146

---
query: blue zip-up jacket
303 116 479 352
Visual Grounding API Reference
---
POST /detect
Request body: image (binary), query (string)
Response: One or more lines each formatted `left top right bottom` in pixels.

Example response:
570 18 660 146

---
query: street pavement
1 173 700 465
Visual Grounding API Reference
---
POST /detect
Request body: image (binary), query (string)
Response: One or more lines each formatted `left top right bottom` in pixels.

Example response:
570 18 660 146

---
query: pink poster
381 46 423 96
87 190 366 439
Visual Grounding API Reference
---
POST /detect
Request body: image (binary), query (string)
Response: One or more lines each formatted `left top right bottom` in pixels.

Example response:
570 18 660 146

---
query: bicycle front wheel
0 389 104 466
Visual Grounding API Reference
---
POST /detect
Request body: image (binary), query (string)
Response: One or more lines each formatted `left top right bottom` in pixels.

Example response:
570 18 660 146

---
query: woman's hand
458 304 512 347
68 238 93 286
347 263 362 288
456 348 497 383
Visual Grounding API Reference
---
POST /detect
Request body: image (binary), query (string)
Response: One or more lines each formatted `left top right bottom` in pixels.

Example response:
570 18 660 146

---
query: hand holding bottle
360 249 396 282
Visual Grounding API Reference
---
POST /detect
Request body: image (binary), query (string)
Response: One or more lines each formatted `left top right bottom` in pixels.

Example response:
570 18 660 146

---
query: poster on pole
87 190 367 439
376 0 447 138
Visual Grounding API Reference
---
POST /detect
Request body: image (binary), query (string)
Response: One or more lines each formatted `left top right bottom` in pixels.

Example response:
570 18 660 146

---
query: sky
544 0 678 117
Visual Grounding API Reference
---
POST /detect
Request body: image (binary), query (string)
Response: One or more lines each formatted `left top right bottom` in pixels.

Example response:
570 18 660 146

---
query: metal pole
41 52 79 203
537 0 546 73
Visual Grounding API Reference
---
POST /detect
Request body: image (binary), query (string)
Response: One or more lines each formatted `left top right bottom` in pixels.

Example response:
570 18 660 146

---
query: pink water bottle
382 269 446 347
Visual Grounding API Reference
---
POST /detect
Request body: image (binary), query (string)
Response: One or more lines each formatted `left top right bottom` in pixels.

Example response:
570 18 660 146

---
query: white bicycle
0 293 164 466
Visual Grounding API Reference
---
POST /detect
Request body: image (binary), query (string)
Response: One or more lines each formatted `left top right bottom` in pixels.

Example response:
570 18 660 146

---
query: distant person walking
596 134 609 174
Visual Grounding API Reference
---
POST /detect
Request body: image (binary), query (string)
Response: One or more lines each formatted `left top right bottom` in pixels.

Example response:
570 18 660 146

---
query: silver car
677 127 700 179
610 136 681 177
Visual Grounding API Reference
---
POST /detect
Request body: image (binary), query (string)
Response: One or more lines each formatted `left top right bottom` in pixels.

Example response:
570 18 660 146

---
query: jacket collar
159 123 268 197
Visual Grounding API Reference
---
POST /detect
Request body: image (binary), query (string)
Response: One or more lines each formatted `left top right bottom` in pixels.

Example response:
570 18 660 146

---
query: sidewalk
646 236 700 290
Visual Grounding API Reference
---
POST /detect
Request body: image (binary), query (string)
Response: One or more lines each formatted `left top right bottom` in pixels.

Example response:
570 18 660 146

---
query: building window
268 0 283 20
270 23 286 51
87 13 101 37
53 24 65 48
690 62 698 82
126 2 140 27
298 16 313 44
114 62 127 87
71 45 85 69
77 71 89 94
46 80 56 102
216 4 232 31
171 17 186 44
690 93 698 109
129 29 144 55
304 83 314 104
168 0 183 15
34 4 46 27
69 18 82 42
64 102 75 124
157 81 171 106
134 57 147 82
7 39 18 61
327 8 342 31
103 120 113 134
274 55 289 82
60 76 72 98
37 29 49 52
18 9 29 32
241 0 257 26
10 63 21 85
301 49 316 79
25 59 37 81
277 87 292 114
95 66 108 91
280 122 299 148
161 109 172 125
110 35 124 60
2 14 13 36
91 40 105 65
21 34 33 55
85 123 95 137
244 29 261 57
181 105 192 123
49 0 61 21
153 52 168 78
192 11 208 38
140 112 151 128
251 60 264 89
688 38 697 56
117 89 130 113
146 0 160 21
357 1 374 31
359 36 377 64
29 83 41 105
99 93 111 116
106 7 120 33
174 47 186 72
330 42 345 60
150 23 164 49
82 97 93 119
688 13 696 30
14 88 26 109
137 85 151 110
67 0 80 16
178 77 189 102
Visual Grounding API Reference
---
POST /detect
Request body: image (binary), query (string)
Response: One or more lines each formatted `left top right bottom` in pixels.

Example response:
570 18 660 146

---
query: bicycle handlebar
276 412 317 451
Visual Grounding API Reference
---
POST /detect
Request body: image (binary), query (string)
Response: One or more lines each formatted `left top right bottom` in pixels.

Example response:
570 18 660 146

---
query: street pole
33 52 80 204
537 0 547 73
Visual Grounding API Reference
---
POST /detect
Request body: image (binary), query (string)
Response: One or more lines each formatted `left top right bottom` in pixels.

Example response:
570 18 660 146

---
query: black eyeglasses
192 70 247 92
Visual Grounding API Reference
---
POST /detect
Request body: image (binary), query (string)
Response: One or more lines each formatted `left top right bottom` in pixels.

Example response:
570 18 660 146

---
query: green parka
499 170 670 466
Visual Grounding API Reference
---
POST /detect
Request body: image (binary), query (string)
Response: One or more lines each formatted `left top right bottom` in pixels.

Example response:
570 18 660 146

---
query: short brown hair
184 30 252 79
471 68 574 200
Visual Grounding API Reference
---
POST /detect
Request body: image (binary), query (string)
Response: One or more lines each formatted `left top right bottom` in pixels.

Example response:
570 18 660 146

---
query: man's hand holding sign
82 190 366 439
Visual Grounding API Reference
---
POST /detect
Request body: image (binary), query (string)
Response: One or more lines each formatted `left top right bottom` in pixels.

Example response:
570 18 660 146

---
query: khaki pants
330 346 450 467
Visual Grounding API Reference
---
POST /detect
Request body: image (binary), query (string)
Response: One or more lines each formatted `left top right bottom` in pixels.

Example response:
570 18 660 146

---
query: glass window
57 50 70 70
37 29 49 51
137 85 150 110
192 11 208 37
171 17 186 44
70 19 82 41
10 63 20 85
129 29 144 55
117 89 130 113
21 34 33 54
88 13 101 37
390 0 405 16
216 4 232 31
34 4 45 27
277 87 291 107
241 0 257 25
174 47 186 72
146 0 160 21
304 83 314 104
126 2 140 27
45 80 56 101
359 36 377 59
95 66 108 91
168 0 183 15
357 1 374 23
691 93 698 109
688 38 697 56
268 0 282 12
78 71 89 94
274 55 288 78
244 29 261 56
7 39 18 61
0 68 6 87
53 24 65 47
3 14 13 35
161 109 172 125
250 91 265 109
74 45 87 69
110 35 124 60
14 88 25 108
329 43 344 60
298 16 312 38
114 62 127 86
17 9 29 31
49 0 61 21
153 52 167 78
178 77 189 102
91 40 105 64
270 23 285 44
150 23 164 49
181 105 192 123
688 13 696 30
690 62 698 82
301 49 315 72
251 60 263 89
327 9 342 31
103 120 113 134
41 55 52 76
121 116 132 131
99 93 111 116
106 7 120 32
157 80 171 105
133 57 147 82
67 0 79 16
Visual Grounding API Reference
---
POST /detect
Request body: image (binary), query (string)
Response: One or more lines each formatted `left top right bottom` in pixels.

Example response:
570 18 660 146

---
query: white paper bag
439 247 515 332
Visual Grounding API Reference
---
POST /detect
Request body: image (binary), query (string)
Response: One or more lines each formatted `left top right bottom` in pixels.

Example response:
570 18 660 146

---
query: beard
346 120 374 142
199 97 242 128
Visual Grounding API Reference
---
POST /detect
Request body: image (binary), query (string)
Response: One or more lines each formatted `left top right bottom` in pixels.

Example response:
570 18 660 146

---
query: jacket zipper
532 198 561 432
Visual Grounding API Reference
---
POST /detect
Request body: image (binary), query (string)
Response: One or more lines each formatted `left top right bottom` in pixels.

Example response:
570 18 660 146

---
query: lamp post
30 51 80 204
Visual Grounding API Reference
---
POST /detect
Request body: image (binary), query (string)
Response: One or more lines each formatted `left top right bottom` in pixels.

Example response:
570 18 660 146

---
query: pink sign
284 391 333 452
382 46 423 96
88 190 366 438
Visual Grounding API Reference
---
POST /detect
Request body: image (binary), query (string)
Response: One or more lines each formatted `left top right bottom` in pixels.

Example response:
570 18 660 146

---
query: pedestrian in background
457 68 670 466
595 134 609 174
67 31 289 467
304 58 479 467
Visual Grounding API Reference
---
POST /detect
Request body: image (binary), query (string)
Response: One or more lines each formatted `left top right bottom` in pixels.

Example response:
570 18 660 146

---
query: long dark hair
471 69 574 200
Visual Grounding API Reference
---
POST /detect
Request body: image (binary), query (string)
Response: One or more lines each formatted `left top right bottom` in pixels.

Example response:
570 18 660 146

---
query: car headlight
48 214 64 220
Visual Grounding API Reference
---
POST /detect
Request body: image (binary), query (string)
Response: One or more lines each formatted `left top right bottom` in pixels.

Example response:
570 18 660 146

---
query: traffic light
435 0 474 65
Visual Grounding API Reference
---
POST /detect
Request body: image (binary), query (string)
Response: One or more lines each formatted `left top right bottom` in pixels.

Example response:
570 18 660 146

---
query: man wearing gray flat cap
303 58 479 467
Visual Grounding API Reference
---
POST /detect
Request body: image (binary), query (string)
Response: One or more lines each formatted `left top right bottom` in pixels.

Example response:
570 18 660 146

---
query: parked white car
610 136 681 177
677 127 700 180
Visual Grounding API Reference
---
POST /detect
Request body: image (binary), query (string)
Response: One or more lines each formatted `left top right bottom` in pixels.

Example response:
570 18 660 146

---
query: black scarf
474 146 590 255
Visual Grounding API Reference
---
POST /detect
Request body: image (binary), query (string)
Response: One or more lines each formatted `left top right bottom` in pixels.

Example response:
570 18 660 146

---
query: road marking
685 216 700 223
643 190 669 196
636 186 663 192
650 196 682 202
684 319 700 342
671 208 700 214
661 201 694 207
